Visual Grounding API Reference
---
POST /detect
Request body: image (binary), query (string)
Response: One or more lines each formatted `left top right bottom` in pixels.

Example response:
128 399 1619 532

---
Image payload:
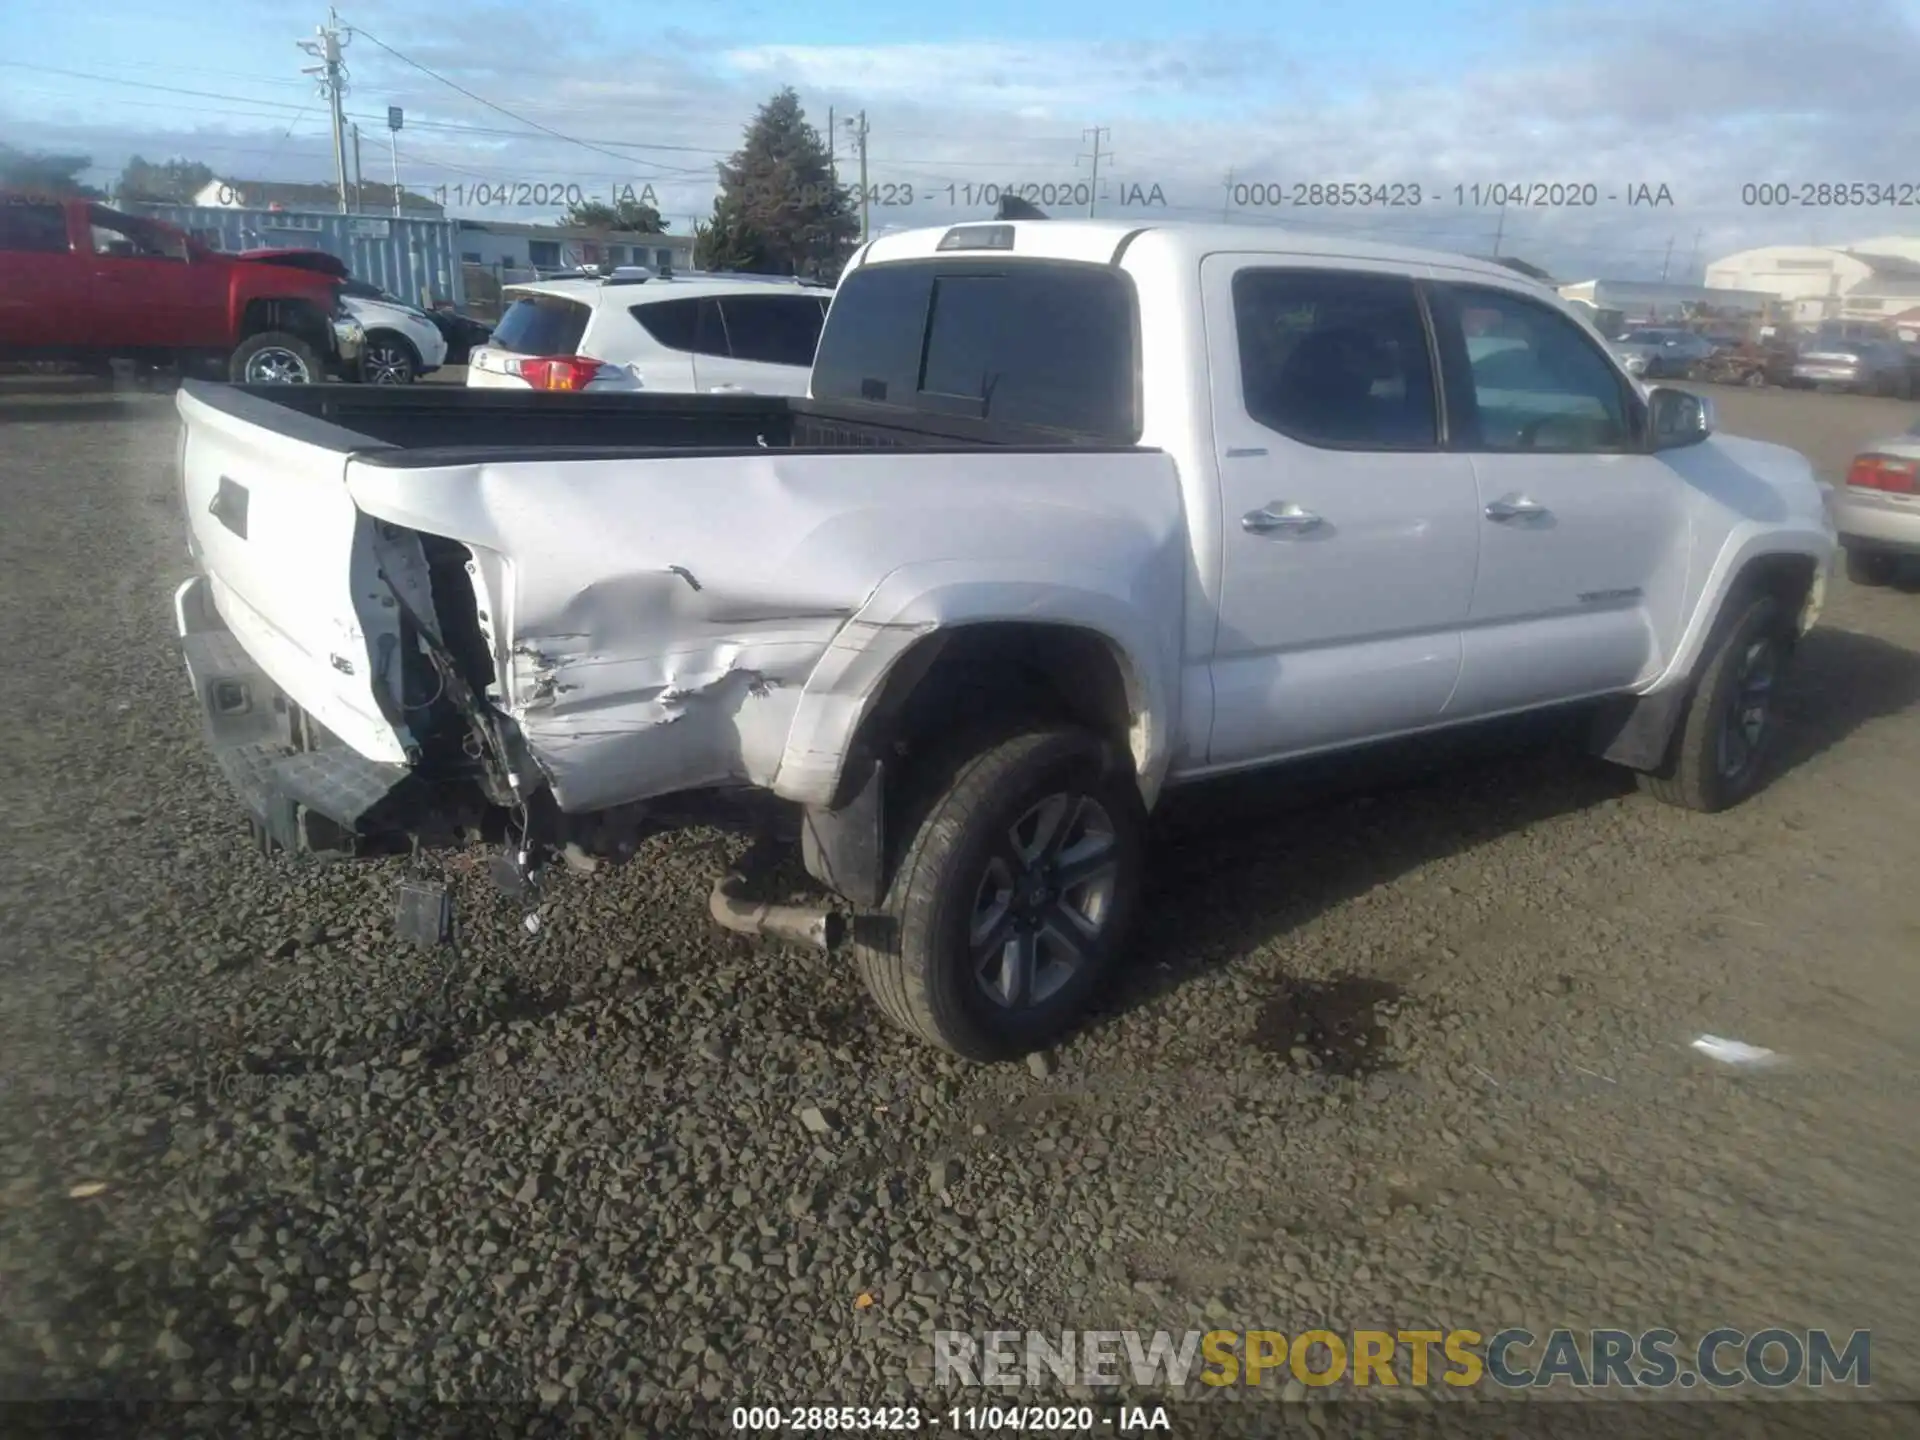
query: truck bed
192 383 1146 465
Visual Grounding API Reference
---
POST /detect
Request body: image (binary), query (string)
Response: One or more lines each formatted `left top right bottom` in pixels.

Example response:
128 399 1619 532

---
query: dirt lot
1 379 1917 1431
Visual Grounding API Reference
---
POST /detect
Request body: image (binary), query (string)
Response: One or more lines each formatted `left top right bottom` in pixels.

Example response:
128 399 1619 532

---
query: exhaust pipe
709 870 846 951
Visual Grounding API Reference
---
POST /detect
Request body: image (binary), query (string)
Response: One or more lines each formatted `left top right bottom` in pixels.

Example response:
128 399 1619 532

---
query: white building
190 177 444 217
455 220 694 281
1557 279 1773 323
1705 240 1920 325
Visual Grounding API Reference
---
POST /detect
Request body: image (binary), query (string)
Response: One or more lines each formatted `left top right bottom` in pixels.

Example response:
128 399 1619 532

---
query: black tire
229 331 320 384
1743 367 1767 388
1845 548 1899 587
853 726 1147 1061
1636 592 1792 813
360 333 420 385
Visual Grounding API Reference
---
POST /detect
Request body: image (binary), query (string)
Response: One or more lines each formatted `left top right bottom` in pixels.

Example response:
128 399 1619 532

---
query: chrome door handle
1485 495 1549 521
1242 502 1323 535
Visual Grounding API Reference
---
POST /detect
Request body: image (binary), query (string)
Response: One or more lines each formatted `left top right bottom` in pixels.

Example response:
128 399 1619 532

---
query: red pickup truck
0 193 363 382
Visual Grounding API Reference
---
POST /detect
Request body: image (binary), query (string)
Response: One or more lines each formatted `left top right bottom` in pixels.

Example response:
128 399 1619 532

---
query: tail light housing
1846 454 1918 494
513 356 604 391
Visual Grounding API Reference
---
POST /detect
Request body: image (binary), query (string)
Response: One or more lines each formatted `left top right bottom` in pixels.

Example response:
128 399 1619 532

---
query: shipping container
123 203 464 308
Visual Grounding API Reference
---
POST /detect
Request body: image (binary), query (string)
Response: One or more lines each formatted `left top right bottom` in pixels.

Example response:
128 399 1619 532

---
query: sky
3 0 1918 281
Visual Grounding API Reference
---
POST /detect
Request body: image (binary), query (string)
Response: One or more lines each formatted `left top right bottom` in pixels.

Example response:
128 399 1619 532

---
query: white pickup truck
173 218 1836 1060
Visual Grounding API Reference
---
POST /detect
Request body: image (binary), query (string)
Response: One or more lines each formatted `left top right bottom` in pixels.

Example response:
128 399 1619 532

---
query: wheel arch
1592 541 1825 772
238 297 332 352
774 583 1179 818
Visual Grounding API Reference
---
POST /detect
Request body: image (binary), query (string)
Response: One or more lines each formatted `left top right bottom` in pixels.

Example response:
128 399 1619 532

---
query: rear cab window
0 201 72 253
812 258 1139 440
489 294 592 355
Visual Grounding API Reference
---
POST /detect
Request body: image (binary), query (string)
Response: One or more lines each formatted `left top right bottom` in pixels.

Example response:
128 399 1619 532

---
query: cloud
5 0 1917 279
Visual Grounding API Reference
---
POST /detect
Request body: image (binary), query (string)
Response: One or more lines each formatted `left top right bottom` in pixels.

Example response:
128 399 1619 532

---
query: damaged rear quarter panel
343 448 1188 814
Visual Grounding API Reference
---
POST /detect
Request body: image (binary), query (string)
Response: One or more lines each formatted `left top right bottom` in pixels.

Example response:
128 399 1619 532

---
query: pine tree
694 89 857 279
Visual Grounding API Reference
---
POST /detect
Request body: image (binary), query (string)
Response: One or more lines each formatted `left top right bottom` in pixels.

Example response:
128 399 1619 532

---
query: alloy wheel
968 792 1121 1011
1715 637 1776 783
244 347 312 384
363 344 414 385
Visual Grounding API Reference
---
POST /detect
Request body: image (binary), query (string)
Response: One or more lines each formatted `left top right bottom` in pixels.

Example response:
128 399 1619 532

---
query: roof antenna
995 194 1048 221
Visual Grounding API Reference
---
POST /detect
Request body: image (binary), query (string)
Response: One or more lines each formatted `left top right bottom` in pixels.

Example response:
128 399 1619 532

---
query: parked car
466 273 832 394
1609 328 1715 379
237 252 449 385
0 195 360 382
170 218 1835 1059
336 280 448 384
1791 324 1913 398
1833 421 1920 586
426 305 493 367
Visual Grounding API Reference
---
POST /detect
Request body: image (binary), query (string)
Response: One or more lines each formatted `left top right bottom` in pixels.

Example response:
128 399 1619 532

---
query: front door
1202 256 1482 768
1428 281 1692 718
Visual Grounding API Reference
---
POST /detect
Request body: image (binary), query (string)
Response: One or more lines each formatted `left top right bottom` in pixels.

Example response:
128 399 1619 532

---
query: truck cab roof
855 218 1553 294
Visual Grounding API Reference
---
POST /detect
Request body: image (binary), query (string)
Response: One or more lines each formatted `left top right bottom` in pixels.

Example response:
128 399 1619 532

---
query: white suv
466 274 832 394
338 280 449 385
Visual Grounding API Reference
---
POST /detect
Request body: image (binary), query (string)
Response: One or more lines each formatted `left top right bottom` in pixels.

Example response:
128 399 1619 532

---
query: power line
335 15 677 173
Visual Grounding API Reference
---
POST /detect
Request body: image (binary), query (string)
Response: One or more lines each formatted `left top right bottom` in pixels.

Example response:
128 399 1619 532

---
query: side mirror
1648 386 1714 450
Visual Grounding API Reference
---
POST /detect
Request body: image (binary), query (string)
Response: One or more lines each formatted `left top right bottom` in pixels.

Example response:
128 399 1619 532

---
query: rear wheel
1743 367 1767 388
229 332 319 384
853 726 1147 1060
1636 592 1792 813
1845 548 1899 587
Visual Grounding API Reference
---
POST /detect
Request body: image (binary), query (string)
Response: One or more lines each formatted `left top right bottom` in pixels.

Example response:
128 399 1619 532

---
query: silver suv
1793 324 1914 398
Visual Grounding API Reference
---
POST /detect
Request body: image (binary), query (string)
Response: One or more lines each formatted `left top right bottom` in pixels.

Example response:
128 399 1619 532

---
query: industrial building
1705 238 1920 325
1556 279 1775 325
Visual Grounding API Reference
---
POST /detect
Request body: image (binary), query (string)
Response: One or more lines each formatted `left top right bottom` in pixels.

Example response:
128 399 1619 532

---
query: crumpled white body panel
345 447 1191 814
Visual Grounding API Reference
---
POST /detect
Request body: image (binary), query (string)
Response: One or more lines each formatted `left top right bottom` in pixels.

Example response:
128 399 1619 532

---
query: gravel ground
2 381 1918 1433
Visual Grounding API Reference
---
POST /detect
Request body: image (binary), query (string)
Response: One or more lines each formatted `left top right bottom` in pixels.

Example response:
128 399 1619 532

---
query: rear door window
489 294 592 354
716 295 827 367
812 259 1138 439
631 297 700 352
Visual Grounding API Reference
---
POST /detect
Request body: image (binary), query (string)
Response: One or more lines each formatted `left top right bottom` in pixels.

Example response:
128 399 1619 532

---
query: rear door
83 206 192 349
0 200 81 347
615 295 703 390
468 292 593 387
695 294 825 395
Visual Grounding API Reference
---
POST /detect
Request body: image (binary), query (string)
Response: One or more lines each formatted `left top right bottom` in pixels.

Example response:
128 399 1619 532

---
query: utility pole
1079 127 1109 217
827 106 837 191
1491 205 1506 257
1687 226 1704 279
843 112 869 242
1660 235 1675 282
350 123 363 211
1222 167 1234 222
298 9 352 213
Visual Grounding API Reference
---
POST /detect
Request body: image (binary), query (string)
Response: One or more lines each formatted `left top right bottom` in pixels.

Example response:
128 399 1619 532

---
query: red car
0 194 362 382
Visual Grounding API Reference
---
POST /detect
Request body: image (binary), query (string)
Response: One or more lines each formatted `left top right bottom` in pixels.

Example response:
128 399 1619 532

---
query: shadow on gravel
0 398 162 425
1096 709 1626 1036
1080 626 1920 1053
1771 624 1920 777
